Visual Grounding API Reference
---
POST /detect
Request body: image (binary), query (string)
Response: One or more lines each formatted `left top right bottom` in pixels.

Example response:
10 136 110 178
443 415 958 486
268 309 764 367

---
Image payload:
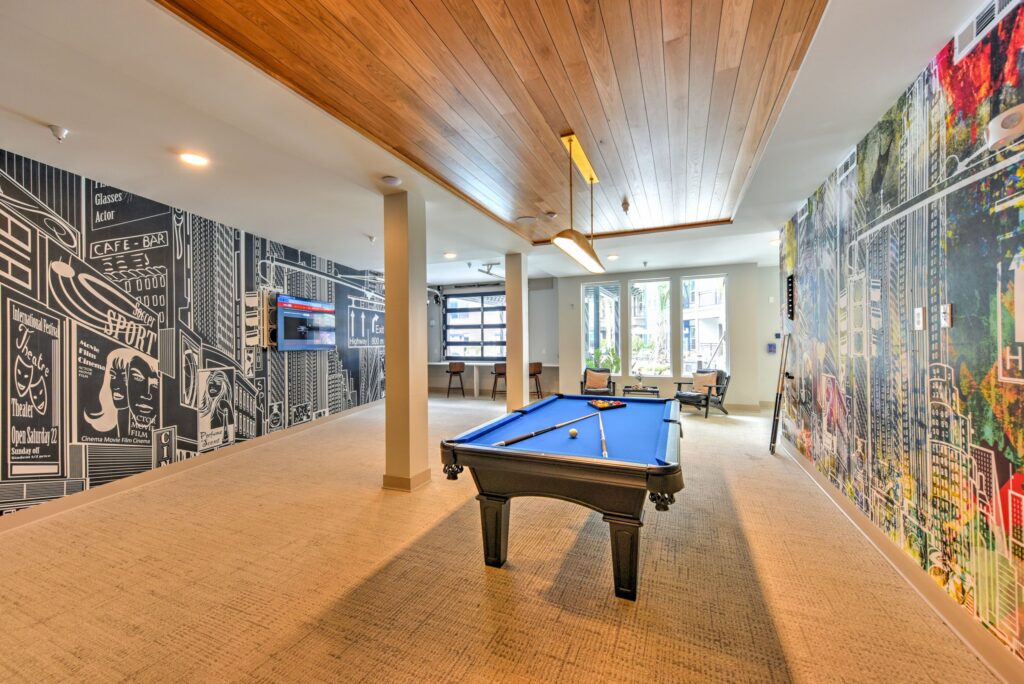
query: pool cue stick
769 334 793 454
597 412 607 458
494 412 599 447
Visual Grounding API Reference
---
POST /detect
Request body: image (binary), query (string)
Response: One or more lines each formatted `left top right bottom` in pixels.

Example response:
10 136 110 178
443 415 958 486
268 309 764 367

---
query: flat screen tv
276 294 337 351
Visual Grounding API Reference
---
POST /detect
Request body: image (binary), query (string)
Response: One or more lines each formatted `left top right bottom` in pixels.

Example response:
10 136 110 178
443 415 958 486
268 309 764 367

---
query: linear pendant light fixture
553 134 605 274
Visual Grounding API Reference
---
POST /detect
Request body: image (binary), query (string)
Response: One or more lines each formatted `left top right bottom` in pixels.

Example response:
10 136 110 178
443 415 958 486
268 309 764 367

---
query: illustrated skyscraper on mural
0 147 384 512
782 6 1024 659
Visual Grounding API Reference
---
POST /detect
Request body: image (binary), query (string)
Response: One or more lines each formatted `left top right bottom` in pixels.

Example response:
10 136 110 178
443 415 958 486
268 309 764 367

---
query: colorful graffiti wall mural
781 7 1024 659
0 147 384 513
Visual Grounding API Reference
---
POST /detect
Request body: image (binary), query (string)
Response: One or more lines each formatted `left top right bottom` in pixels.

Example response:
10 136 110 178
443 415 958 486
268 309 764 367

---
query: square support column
505 252 529 411
382 190 431 492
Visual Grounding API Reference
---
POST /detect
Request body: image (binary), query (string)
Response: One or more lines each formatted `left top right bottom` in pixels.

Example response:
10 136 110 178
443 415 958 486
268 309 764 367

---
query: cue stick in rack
597 412 607 458
493 412 599 447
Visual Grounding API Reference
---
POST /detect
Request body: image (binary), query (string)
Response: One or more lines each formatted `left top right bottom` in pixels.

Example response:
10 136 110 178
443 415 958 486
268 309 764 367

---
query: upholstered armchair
580 367 616 396
674 369 730 418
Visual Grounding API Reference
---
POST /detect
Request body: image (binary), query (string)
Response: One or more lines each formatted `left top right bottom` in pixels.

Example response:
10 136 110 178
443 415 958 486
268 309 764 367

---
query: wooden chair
529 362 544 399
446 361 466 398
580 367 616 395
674 369 730 418
491 362 506 400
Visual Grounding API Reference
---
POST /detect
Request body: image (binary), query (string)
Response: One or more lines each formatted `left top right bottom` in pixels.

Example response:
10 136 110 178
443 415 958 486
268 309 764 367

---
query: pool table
441 394 683 600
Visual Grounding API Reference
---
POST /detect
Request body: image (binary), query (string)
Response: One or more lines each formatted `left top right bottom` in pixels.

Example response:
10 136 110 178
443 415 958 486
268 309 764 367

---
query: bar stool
446 362 466 398
529 362 544 399
491 362 506 400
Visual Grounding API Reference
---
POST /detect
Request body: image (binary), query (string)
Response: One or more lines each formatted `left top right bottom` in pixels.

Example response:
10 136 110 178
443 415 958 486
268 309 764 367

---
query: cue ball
569 428 578 438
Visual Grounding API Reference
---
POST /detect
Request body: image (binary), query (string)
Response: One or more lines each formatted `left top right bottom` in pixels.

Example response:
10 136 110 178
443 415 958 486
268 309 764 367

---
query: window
582 283 621 373
444 293 506 360
681 276 727 373
630 279 671 377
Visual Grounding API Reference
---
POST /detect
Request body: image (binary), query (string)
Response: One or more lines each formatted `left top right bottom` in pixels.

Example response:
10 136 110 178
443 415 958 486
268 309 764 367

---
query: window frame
627 277 673 378
443 291 507 361
679 274 728 375
581 281 623 374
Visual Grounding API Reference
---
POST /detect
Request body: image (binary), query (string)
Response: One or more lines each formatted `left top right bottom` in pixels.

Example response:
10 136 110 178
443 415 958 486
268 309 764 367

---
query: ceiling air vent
977 2 998 31
954 0 1020 63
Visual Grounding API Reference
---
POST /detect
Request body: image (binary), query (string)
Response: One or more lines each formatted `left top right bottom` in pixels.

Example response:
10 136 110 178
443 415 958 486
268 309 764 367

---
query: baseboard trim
778 440 1024 683
382 469 432 492
0 399 384 538
676 402 760 413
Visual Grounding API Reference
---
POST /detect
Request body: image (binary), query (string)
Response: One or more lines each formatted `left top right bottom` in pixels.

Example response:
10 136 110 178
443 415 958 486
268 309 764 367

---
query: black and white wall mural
0 147 384 512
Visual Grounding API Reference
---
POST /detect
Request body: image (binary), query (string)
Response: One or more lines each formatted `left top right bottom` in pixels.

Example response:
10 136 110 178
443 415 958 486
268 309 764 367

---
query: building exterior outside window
582 282 620 372
630 279 671 377
681 276 726 373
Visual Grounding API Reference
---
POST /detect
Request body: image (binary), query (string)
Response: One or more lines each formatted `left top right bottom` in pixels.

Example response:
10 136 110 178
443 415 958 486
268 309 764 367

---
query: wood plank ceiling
156 0 827 244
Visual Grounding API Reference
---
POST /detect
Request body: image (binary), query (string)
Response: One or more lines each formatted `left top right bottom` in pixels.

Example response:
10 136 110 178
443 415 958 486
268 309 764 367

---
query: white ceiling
0 0 978 284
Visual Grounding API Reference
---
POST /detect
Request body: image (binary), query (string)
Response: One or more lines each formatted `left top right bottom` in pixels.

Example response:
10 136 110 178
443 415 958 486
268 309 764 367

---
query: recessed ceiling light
515 215 537 224
179 152 209 167
443 251 457 259
607 254 620 261
380 175 402 186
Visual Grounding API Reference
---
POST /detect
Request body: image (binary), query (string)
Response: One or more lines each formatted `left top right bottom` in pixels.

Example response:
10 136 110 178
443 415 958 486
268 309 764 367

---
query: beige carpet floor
0 398 996 683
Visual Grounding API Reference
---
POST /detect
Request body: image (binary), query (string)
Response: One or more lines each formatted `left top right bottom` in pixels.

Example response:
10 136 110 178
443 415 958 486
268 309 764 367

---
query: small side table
622 385 660 398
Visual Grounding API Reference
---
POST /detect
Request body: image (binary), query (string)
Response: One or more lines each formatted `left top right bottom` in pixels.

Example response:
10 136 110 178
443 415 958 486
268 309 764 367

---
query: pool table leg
604 514 643 600
477 494 510 568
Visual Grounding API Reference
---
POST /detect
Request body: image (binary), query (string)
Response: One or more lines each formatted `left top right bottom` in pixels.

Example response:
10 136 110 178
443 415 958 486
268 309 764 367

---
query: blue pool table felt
453 395 676 466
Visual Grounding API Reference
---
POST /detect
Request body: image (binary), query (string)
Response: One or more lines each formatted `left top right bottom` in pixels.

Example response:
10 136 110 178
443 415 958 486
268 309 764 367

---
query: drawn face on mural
85 347 157 435
126 355 158 423
206 373 224 399
182 350 198 405
108 363 128 409
13 326 51 414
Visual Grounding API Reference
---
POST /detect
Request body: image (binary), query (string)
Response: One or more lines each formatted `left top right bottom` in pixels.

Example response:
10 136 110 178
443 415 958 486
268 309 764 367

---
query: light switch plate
914 307 926 331
940 304 952 328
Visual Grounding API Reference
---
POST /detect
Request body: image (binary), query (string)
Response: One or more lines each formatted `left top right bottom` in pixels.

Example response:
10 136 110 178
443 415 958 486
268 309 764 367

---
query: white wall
756 265 783 405
556 263 766 408
527 279 558 364
427 292 444 362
